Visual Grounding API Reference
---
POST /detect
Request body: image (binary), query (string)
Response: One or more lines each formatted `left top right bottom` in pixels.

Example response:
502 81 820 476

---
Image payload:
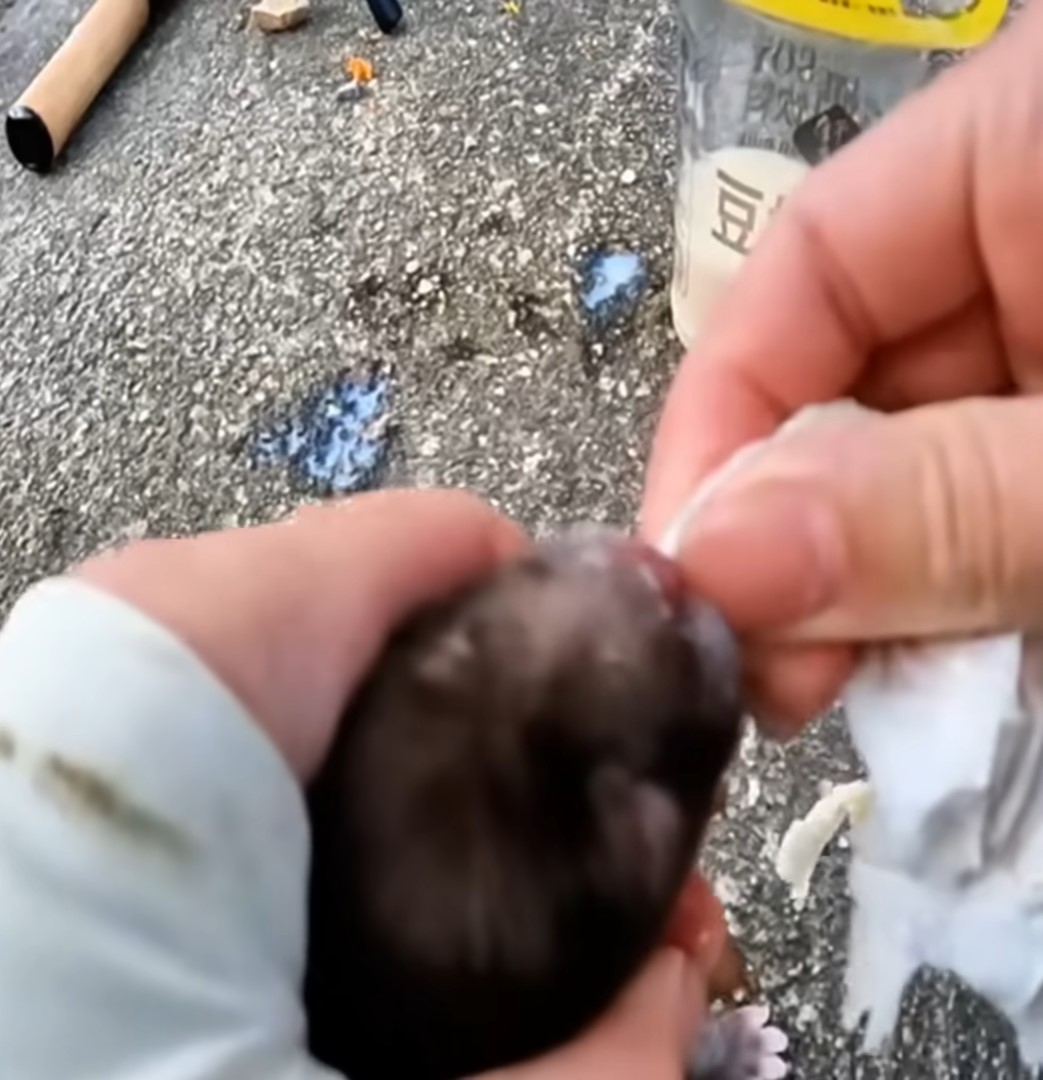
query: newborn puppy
304 532 745 1080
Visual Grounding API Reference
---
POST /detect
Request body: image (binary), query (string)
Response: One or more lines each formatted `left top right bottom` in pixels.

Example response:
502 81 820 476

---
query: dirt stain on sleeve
37 753 192 862
0 727 16 760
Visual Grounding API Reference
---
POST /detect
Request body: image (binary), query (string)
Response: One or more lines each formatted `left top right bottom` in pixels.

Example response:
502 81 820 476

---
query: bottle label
727 0 1007 50
672 147 809 348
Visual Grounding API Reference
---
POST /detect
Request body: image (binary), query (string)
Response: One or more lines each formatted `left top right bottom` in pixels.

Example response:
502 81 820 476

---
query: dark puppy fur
304 534 744 1080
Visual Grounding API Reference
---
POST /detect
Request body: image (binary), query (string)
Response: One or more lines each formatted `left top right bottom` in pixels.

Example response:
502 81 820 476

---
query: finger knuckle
918 412 1011 624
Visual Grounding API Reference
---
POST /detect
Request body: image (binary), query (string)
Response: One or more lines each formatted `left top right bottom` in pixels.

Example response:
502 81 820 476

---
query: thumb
676 396 1043 642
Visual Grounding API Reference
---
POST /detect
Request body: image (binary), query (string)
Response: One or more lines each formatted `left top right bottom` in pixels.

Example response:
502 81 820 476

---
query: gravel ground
0 0 1034 1075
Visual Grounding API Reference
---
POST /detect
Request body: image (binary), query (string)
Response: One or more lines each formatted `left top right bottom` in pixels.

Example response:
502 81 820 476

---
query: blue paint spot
579 249 647 329
253 372 392 495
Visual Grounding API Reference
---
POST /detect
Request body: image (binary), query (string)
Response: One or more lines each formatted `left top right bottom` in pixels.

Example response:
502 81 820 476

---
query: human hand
73 488 728 1078
642 2 1043 735
74 488 526 781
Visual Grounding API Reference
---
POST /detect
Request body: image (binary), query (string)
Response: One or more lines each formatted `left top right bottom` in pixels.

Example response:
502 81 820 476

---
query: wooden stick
5 0 151 173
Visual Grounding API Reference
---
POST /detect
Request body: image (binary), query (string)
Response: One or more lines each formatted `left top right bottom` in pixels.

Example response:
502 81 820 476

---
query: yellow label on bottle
728 0 1007 49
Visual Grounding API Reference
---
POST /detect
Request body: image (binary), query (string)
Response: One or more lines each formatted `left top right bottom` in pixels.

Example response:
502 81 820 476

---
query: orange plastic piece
343 56 374 84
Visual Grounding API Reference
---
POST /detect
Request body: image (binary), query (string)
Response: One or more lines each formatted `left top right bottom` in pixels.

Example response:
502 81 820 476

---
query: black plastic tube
363 0 403 34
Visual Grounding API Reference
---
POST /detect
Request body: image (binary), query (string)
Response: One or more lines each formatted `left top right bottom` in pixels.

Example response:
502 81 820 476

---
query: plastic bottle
671 0 1008 350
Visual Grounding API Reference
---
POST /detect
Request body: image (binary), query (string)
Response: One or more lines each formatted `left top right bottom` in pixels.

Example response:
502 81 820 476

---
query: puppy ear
590 765 684 898
633 778 686 885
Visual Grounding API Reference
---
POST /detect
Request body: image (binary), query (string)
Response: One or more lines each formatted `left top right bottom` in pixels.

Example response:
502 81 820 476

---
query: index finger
640 15 1031 538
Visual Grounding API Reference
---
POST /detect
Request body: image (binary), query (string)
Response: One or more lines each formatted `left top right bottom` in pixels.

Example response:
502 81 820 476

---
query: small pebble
416 278 437 297
248 0 310 32
336 79 364 103
797 1003 820 1029
620 168 637 186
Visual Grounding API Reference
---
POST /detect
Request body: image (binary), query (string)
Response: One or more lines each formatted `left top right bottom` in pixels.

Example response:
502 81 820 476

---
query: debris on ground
578 249 648 332
336 79 365 104
252 371 393 495
343 55 375 84
248 0 310 32
502 0 522 14
775 781 874 906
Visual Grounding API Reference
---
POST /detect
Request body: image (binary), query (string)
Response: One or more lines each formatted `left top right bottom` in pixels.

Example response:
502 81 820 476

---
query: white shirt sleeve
0 577 341 1080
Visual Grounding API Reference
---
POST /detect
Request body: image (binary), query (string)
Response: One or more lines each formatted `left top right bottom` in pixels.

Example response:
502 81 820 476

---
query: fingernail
681 484 846 630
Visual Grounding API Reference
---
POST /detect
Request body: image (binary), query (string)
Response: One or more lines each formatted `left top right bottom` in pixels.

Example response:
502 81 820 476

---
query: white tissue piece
660 400 1043 1068
842 632 1043 1062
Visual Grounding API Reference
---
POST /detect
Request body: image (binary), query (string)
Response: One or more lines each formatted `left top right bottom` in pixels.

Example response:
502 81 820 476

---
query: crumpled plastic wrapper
663 400 1043 1068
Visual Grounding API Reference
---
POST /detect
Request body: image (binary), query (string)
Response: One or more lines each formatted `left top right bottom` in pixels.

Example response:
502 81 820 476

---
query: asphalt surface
0 0 1034 1076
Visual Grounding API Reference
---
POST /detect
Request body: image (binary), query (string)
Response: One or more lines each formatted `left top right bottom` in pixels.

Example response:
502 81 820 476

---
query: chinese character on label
673 148 810 349
710 169 765 256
